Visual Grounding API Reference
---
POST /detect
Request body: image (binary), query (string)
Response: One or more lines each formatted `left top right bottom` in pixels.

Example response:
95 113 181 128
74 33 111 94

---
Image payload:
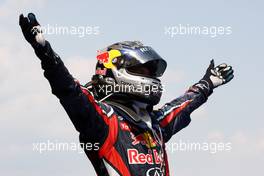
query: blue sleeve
35 41 112 145
156 82 212 142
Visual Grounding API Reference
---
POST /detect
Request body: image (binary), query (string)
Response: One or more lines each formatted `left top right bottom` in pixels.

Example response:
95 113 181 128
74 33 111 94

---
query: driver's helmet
91 41 167 105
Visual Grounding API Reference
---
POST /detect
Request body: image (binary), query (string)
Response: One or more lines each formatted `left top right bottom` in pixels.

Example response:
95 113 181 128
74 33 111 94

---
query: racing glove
19 13 61 68
19 13 46 48
199 59 234 92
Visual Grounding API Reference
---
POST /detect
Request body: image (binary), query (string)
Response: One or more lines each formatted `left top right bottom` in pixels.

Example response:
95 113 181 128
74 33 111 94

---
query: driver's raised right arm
19 13 114 146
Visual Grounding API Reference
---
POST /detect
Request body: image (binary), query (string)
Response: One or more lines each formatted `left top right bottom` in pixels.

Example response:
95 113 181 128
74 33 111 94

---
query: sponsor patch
146 167 163 176
131 131 157 148
127 149 161 165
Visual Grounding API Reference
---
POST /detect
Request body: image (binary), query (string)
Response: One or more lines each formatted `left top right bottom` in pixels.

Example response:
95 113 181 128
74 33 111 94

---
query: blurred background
0 0 263 175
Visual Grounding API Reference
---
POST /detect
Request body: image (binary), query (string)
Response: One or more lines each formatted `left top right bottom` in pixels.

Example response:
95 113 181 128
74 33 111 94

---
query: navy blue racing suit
36 41 212 176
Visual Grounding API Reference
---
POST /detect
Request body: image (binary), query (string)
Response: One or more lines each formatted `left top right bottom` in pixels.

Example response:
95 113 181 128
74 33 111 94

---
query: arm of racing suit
156 82 212 142
35 41 110 145
19 12 118 152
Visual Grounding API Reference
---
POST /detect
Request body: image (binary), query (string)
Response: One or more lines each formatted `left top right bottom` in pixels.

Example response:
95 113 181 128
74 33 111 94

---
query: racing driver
19 13 234 176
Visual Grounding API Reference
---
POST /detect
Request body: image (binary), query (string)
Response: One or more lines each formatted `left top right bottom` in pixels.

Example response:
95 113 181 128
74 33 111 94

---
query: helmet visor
126 59 167 78
123 46 167 77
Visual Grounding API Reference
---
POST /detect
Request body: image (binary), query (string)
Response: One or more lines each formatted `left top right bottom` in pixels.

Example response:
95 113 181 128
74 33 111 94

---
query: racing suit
36 41 212 176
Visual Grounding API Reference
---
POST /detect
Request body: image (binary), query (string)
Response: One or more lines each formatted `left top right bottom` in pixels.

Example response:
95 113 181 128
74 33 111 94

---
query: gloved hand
19 13 62 68
19 13 46 48
201 59 234 90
